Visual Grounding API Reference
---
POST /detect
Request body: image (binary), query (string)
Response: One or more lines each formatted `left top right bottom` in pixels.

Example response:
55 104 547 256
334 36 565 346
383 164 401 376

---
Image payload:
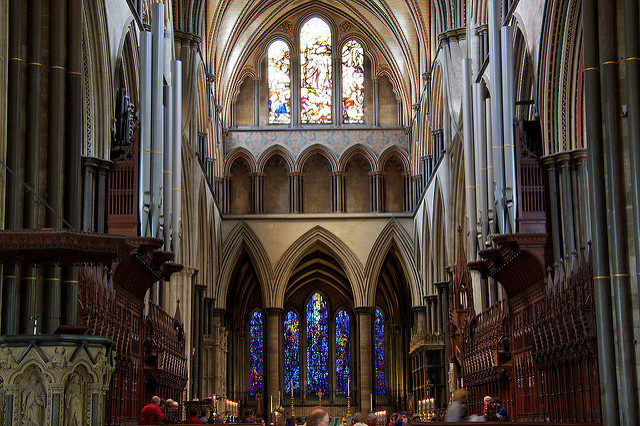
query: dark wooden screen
514 120 546 234
106 138 139 237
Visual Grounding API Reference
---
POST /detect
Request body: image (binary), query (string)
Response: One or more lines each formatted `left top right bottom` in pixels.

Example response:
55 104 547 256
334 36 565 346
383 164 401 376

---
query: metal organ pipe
500 25 516 233
172 60 183 262
488 0 505 233
163 84 173 249
139 30 153 237
462 58 477 262
150 3 165 239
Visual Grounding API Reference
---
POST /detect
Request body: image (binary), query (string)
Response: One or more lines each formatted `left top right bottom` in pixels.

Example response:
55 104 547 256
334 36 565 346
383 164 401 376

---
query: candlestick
347 394 351 417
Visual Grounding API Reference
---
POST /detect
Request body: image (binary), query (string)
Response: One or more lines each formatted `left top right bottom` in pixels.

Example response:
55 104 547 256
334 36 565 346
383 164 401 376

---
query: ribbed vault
285 247 354 308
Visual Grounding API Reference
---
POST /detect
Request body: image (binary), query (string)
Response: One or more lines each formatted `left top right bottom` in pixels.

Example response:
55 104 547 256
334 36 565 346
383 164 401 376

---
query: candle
370 394 373 410
271 395 273 414
347 377 350 396
291 379 294 398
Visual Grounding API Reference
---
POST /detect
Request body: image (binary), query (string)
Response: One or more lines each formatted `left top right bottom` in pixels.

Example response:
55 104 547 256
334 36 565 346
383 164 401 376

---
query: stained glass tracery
284 310 300 395
268 40 291 124
300 18 332 123
249 310 263 395
306 292 329 394
374 308 385 394
335 310 351 394
342 40 364 123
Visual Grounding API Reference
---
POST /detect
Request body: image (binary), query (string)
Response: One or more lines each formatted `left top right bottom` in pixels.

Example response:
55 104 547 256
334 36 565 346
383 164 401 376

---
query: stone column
212 309 228 396
413 175 421 206
291 57 301 127
572 149 590 247
423 295 432 333
372 77 380 127
331 172 345 212
81 157 98 232
428 295 438 334
370 171 384 212
557 152 576 256
265 308 283 413
402 172 412 212
251 172 264 214
253 78 261 128
289 172 303 213
542 156 562 260
421 155 430 187
96 159 112 233
355 307 373 412
333 55 342 126
223 174 232 214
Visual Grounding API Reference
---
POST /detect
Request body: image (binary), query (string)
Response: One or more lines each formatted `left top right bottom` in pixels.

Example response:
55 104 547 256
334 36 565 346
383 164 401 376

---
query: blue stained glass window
306 293 329 395
374 309 385 394
249 310 263 395
284 310 300 396
335 310 351 395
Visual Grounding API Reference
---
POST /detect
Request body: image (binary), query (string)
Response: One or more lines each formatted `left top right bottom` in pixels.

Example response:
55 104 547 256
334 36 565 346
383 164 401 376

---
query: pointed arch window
268 40 291 124
284 310 300 395
300 17 332 124
374 308 385 394
335 310 351 394
342 40 365 123
249 310 264 395
306 292 329 394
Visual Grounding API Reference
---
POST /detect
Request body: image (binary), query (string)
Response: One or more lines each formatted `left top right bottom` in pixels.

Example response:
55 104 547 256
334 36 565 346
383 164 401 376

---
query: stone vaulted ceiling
192 0 430 113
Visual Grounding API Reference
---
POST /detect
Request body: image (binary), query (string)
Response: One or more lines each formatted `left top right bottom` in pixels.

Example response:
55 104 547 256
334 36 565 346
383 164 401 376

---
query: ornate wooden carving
143 302 188 405
455 234 599 423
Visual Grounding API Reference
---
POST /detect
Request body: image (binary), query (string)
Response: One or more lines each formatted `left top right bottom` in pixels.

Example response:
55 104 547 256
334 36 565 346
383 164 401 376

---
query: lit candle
271 395 273 414
347 377 350 397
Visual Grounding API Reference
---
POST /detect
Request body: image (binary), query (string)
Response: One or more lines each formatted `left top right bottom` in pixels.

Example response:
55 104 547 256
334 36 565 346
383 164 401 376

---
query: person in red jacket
140 396 166 425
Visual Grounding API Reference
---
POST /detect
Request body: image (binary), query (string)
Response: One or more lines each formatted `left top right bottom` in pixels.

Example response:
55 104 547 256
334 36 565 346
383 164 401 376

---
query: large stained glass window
306 293 329 394
374 308 385 394
335 310 351 395
342 40 364 123
268 40 291 124
249 310 263 395
284 310 300 396
300 17 332 124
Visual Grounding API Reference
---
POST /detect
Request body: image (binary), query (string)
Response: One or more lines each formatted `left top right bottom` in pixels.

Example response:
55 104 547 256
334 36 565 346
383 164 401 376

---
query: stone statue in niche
0 347 13 368
65 373 83 426
50 347 67 369
21 375 46 426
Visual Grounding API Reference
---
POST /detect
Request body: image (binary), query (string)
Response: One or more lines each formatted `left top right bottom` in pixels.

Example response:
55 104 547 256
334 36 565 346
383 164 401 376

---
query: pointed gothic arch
217 221 273 309
364 219 420 306
273 226 365 307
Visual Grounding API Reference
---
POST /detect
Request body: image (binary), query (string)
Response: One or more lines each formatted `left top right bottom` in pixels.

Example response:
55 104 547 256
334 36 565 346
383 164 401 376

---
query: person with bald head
306 408 329 426
140 395 166 425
